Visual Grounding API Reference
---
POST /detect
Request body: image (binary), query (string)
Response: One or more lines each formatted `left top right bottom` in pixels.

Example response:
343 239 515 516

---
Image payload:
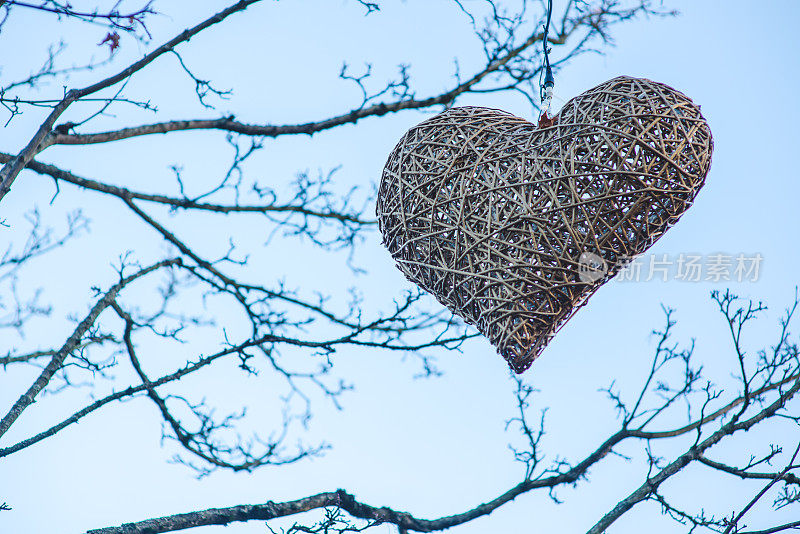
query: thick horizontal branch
52 29 561 146
84 371 800 534
85 479 571 534
0 152 374 225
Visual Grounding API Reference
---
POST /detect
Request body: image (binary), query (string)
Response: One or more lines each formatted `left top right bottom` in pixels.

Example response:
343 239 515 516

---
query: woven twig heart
377 76 713 372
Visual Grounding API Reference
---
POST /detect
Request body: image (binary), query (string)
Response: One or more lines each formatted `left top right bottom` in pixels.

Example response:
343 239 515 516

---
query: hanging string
539 0 555 121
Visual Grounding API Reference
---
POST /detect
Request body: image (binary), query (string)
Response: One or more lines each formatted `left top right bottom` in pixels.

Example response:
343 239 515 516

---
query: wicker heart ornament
377 76 713 373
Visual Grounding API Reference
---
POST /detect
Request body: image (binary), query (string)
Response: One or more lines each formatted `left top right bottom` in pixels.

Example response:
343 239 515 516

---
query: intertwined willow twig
377 76 713 372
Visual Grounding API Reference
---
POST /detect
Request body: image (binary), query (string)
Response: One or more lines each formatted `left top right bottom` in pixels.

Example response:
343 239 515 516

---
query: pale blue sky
1 1 799 533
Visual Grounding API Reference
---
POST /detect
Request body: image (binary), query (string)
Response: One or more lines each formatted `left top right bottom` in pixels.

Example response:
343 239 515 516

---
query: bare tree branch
0 257 180 439
697 454 800 486
739 520 800 534
0 0 262 203
0 151 375 225
585 378 800 534
4 4 794 534
80 368 800 533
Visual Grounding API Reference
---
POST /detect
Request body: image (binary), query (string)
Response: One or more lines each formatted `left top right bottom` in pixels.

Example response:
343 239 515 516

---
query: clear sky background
1 1 799 533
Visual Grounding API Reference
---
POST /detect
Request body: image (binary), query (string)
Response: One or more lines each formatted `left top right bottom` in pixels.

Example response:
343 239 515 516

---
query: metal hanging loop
539 0 555 121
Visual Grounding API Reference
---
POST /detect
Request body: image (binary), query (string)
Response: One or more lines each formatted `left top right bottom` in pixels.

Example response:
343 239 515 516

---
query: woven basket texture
377 76 713 372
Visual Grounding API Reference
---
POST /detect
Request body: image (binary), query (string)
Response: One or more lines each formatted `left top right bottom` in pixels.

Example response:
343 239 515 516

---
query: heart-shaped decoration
377 76 713 372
